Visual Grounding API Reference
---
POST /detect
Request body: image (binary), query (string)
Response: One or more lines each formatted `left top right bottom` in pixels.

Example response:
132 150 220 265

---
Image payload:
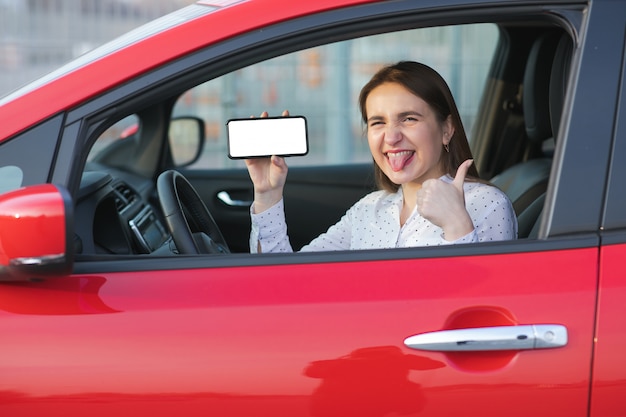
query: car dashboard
75 171 171 256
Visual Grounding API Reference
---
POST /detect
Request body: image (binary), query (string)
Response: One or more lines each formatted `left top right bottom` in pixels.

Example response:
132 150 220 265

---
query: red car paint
0 249 597 416
0 185 67 264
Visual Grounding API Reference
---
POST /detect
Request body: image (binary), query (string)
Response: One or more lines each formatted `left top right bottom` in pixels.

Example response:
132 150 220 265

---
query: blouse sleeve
250 198 355 253
249 199 293 253
464 184 518 243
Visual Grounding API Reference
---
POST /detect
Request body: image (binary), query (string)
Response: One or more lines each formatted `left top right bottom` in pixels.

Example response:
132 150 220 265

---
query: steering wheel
157 170 230 254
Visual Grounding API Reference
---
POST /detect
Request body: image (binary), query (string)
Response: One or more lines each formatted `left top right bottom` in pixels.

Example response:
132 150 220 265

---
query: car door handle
404 324 568 352
217 191 252 207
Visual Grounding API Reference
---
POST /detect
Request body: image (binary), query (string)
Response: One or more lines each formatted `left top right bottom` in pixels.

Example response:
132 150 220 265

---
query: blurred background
0 0 196 96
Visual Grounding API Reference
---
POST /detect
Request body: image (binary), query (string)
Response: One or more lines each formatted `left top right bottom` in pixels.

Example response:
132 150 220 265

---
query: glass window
0 114 62 192
172 23 498 169
0 165 23 194
88 114 140 161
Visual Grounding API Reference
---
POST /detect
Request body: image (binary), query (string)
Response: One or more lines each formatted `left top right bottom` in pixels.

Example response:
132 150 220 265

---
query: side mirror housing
0 184 74 281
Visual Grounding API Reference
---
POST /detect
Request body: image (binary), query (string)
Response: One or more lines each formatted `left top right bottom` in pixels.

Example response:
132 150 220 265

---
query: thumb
453 159 473 190
271 155 288 171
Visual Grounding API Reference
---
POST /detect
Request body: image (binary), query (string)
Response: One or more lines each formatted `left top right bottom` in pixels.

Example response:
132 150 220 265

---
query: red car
0 0 625 415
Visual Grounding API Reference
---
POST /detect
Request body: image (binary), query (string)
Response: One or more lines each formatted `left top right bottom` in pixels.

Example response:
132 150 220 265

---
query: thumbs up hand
415 159 475 241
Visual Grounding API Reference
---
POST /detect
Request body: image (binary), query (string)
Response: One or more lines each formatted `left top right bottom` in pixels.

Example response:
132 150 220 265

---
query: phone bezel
226 115 309 159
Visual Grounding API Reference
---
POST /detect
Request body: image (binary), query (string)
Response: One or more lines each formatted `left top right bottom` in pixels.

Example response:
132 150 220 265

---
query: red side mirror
0 184 74 281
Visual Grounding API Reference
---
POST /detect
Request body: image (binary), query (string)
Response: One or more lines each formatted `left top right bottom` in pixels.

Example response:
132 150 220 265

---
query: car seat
524 33 573 239
490 31 572 238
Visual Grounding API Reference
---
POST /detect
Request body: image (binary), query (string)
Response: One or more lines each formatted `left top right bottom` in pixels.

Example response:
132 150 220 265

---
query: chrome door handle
404 324 567 352
217 191 252 207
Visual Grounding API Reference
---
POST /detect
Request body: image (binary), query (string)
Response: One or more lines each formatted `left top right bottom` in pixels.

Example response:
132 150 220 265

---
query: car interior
490 31 573 239
75 17 574 258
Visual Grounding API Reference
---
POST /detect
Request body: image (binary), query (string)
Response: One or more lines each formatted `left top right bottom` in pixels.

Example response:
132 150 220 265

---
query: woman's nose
383 123 403 145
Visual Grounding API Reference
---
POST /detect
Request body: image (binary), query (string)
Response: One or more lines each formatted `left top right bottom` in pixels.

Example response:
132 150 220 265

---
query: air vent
113 183 137 213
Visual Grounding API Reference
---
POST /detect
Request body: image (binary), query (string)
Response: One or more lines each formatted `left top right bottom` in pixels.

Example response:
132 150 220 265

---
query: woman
246 61 517 252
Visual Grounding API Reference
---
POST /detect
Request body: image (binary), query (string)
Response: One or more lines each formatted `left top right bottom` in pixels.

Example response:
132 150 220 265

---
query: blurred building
0 0 195 96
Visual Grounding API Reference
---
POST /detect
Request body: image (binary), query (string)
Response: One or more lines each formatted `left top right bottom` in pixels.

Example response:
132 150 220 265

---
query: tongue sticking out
387 151 414 172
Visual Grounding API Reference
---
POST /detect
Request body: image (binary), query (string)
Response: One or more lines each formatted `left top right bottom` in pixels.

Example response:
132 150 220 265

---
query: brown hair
358 61 479 192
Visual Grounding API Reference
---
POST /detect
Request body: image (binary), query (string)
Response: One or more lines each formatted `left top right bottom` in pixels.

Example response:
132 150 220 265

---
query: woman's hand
416 159 475 241
244 110 290 213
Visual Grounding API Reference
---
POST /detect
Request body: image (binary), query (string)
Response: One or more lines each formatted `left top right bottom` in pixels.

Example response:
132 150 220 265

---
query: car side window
0 165 23 194
87 115 140 162
172 24 499 169
0 114 63 192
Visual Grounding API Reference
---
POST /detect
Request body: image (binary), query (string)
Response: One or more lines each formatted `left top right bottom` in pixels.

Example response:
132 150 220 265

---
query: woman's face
365 82 452 188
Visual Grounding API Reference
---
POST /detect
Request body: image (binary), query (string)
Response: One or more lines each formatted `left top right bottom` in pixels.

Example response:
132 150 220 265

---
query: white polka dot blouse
250 175 518 253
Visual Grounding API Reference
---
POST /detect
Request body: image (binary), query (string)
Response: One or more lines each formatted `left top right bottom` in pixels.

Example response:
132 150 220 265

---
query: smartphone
226 116 309 159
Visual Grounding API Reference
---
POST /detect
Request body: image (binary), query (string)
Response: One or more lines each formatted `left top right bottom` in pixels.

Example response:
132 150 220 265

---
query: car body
0 0 625 416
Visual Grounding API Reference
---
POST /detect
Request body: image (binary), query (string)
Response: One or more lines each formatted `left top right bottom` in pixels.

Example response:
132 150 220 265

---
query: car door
0 242 597 417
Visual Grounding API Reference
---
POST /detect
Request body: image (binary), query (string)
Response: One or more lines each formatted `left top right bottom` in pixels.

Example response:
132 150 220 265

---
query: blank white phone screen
227 116 308 159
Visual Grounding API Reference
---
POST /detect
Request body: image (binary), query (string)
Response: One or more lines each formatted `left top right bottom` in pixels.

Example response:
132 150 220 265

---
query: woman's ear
442 115 455 146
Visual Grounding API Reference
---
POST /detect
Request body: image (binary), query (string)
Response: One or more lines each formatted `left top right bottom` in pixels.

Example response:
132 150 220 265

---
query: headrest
549 34 573 138
523 32 562 142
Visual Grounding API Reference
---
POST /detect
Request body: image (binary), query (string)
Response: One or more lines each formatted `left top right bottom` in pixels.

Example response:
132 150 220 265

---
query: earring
444 143 450 153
